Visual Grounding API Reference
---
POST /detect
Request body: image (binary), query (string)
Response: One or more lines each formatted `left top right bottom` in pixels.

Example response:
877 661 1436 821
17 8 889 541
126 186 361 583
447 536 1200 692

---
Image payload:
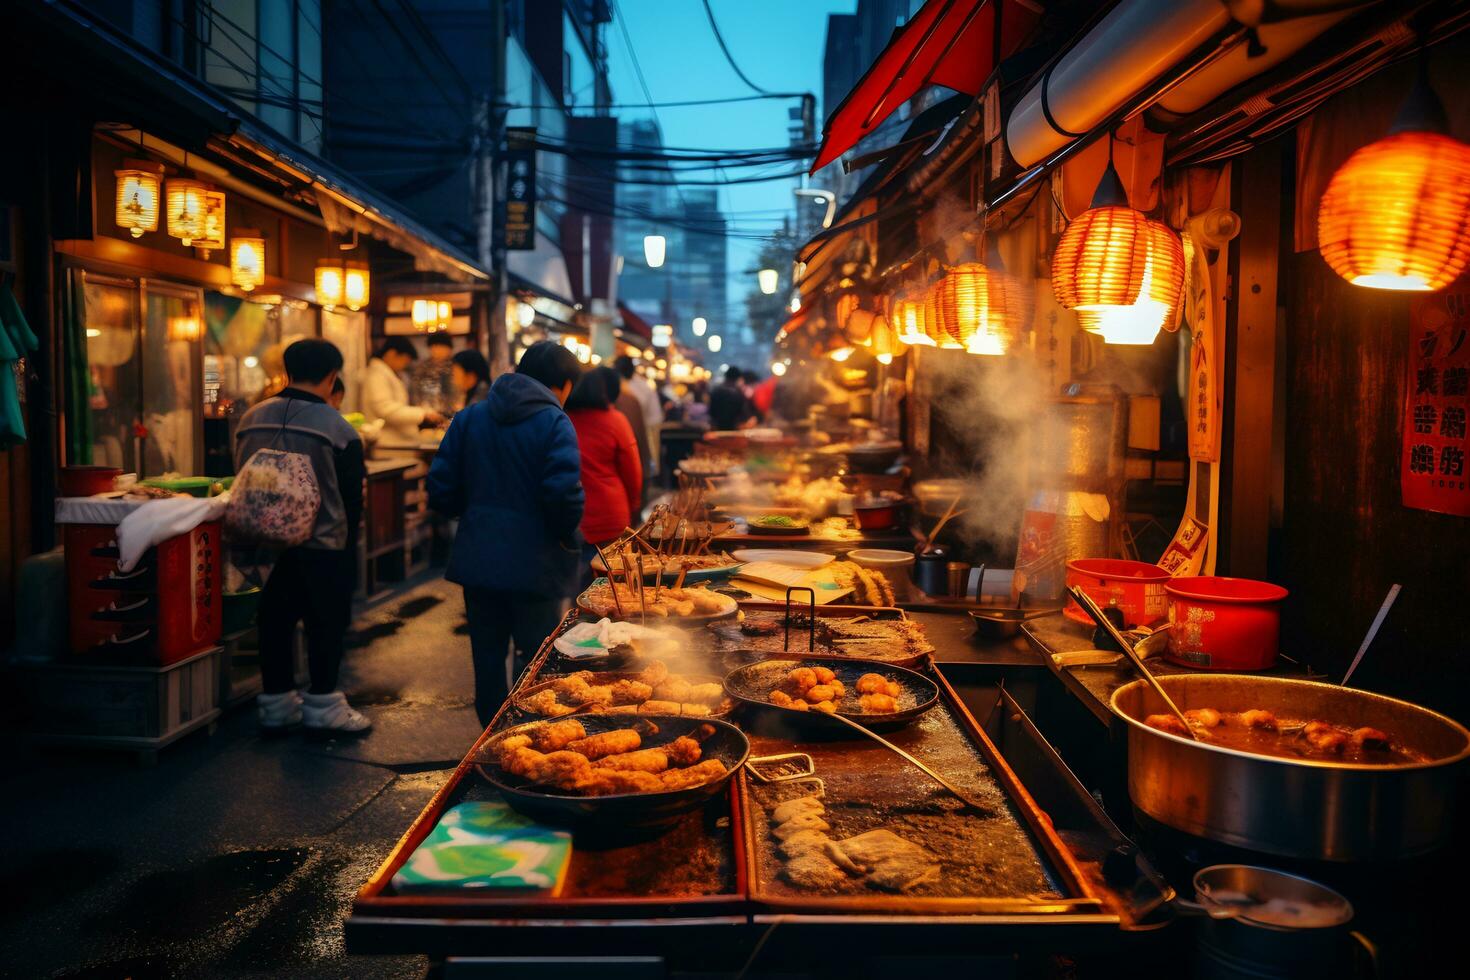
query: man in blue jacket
428 341 584 726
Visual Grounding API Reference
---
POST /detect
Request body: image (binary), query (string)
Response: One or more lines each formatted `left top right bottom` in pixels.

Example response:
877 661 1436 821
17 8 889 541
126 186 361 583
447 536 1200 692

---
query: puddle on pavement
225 854 348 969
0 847 119 920
88 848 310 942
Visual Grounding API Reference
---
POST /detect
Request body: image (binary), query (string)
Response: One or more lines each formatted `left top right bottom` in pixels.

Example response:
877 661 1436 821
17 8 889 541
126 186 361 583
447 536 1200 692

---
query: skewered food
659 758 728 790
828 561 896 606
1143 709 1425 763
518 663 730 718
710 612 934 664
580 581 734 620
678 454 738 476
599 551 738 575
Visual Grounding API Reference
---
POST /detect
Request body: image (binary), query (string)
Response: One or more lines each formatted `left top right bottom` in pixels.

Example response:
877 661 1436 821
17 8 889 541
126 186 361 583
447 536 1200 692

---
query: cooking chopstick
1341 583 1400 688
1069 586 1197 740
823 711 993 814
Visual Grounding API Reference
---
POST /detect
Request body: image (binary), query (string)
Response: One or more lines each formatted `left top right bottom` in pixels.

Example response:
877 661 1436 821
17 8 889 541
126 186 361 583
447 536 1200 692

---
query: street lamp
692 316 707 337
794 188 837 229
757 268 779 294
708 334 722 353
644 234 666 269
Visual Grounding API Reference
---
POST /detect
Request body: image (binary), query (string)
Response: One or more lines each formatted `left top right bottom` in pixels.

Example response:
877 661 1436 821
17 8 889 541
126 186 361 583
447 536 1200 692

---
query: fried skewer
592 543 625 618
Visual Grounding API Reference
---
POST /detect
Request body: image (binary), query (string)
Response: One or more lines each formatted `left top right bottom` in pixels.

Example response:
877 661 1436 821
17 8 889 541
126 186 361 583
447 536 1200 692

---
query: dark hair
517 340 581 393
566 366 622 412
427 333 453 349
724 366 743 384
613 354 637 379
283 338 344 384
330 376 345 395
452 349 490 387
375 337 418 361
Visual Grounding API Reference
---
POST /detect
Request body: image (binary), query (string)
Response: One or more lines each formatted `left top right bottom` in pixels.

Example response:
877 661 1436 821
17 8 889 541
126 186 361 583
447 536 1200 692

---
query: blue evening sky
604 0 856 322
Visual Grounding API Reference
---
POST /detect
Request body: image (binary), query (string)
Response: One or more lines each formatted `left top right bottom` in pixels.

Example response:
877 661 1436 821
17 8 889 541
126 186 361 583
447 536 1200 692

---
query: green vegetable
754 515 800 527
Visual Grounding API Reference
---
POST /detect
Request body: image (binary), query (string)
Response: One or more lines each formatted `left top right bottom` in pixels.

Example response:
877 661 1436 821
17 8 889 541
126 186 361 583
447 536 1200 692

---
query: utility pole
485 0 510 374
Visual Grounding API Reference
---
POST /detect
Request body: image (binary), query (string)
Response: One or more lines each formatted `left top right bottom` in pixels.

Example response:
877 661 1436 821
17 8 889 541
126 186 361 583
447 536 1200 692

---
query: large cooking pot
1111 674 1470 861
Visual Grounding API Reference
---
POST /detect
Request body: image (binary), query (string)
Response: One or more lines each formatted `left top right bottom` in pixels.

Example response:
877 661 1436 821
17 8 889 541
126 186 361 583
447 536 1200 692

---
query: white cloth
628 375 663 472
361 357 428 445
553 618 678 661
115 493 229 572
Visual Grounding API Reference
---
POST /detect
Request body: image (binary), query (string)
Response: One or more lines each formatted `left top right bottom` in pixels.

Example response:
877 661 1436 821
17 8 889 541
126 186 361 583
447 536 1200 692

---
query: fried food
578 768 665 794
777 828 832 858
1186 708 1223 729
804 684 839 703
498 746 594 788
686 682 725 704
523 689 578 717
772 812 831 839
858 693 898 713
788 668 818 693
782 851 849 889
677 702 712 717
653 678 693 701
836 829 931 870
769 690 809 711
639 699 682 714
610 679 654 704
581 581 731 619
856 673 901 698
658 758 726 790
771 796 824 823
1237 709 1279 731
810 700 837 714
566 728 641 760
532 719 587 751
812 666 836 685
1352 726 1391 751
1303 720 1348 754
1145 713 1191 737
638 660 670 686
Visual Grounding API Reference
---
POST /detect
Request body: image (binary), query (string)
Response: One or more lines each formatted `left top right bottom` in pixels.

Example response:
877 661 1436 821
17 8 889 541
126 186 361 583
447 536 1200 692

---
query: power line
701 0 772 96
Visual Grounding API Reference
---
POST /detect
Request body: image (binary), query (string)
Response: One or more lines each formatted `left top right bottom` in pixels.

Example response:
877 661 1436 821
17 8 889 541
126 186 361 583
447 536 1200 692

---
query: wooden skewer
674 567 688 591
636 555 647 625
591 543 625 619
923 495 965 552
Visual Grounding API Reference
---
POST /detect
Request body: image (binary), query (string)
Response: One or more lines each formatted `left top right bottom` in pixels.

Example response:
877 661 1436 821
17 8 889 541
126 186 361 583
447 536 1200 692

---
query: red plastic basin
1064 558 1171 629
1164 576 1289 671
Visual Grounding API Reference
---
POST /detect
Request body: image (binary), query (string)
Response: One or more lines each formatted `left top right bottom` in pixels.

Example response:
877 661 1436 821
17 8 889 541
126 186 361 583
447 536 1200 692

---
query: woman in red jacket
566 366 643 588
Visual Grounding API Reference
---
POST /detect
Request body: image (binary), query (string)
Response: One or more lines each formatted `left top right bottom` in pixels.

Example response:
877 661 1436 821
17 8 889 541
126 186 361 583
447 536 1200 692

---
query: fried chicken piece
771 796 824 824
788 668 818 693
658 758 726 790
1145 714 1191 737
769 690 809 711
803 684 839 703
782 851 848 889
499 734 532 753
777 828 832 859
678 703 713 717
597 747 675 774
609 679 654 705
1186 708 1223 729
603 704 639 714
812 666 836 685
537 750 597 788
579 768 665 795
772 812 831 839
856 673 889 695
653 679 694 702
524 690 576 717
497 745 547 778
1351 726 1392 751
638 660 670 686
811 701 837 714
581 684 616 706
859 693 898 713
532 719 587 751
566 728 641 760
639 699 683 714
1238 709 1278 731
664 736 703 767
686 682 725 704
1304 720 1348 754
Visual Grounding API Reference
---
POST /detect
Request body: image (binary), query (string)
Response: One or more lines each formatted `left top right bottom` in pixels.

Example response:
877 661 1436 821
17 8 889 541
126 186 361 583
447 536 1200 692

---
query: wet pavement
0 579 484 979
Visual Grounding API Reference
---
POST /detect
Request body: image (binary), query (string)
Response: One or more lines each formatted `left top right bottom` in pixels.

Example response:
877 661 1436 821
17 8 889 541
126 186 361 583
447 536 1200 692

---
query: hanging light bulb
770 360 788 376
789 294 802 313
1318 67 1470 291
643 234 666 268
229 228 266 292
1052 158 1150 312
758 268 780 294
114 161 163 238
870 314 898 365
343 261 370 311
315 261 345 308
1076 219 1185 345
828 345 855 362
708 333 722 353
517 301 536 328
165 178 210 247
692 316 707 337
412 299 436 331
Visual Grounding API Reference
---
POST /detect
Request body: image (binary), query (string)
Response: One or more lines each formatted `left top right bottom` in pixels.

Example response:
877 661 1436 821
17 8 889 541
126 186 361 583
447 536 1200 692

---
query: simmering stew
1144 709 1428 764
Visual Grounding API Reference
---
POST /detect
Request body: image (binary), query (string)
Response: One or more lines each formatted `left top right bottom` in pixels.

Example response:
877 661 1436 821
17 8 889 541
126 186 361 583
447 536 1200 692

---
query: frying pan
722 656 939 728
474 714 750 830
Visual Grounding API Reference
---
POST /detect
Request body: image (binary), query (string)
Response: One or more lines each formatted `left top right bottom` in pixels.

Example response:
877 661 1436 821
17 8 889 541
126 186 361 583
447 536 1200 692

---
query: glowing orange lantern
1075 219 1185 345
1318 73 1470 292
833 278 860 330
114 161 162 238
229 229 266 292
165 178 210 247
316 261 345 308
1052 160 1150 311
890 289 935 347
343 261 371 311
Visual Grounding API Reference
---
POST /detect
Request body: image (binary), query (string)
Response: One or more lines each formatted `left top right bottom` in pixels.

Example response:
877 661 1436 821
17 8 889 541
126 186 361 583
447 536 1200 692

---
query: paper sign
1402 290 1470 517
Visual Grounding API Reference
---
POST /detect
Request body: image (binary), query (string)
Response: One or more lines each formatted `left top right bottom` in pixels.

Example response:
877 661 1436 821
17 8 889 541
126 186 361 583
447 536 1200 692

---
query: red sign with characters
1402 290 1470 517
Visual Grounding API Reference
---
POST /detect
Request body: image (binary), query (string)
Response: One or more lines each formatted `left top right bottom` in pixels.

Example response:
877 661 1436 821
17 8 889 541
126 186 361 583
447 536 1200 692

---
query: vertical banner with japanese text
1402 290 1470 516
503 127 537 251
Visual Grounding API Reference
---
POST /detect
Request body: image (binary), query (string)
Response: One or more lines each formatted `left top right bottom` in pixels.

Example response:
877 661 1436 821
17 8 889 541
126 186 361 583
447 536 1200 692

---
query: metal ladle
1068 586 1197 740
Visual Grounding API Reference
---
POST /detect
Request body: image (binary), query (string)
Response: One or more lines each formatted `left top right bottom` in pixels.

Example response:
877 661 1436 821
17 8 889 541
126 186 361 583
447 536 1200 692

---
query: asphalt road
0 579 484 979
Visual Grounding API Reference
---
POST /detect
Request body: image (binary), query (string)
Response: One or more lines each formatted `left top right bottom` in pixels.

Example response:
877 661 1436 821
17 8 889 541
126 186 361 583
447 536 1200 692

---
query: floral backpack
225 404 322 547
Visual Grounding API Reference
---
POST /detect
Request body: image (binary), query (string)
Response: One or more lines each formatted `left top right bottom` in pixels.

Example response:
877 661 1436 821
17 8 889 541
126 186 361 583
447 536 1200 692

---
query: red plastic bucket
1064 558 1171 628
59 465 121 496
1164 576 1289 670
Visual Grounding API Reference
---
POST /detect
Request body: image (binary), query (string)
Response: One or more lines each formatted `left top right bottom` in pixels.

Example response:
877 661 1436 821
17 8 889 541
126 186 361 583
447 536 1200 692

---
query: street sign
504 127 537 251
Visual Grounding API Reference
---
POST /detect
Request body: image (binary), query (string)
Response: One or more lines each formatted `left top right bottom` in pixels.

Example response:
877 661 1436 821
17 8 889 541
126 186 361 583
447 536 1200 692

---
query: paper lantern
1318 74 1470 292
890 290 935 347
870 314 899 365
229 229 266 292
167 315 202 342
1076 219 1185 345
924 278 960 348
758 268 780 294
846 307 876 346
343 261 370 311
315 261 345 308
938 262 1023 356
644 234 666 268
165 179 210 247
833 278 860 330
114 161 162 238
692 316 707 336
1052 161 1150 311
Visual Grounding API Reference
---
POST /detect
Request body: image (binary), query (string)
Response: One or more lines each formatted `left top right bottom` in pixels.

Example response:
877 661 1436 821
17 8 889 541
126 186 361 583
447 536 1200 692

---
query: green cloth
0 282 38 448
390 802 573 894
60 271 93 463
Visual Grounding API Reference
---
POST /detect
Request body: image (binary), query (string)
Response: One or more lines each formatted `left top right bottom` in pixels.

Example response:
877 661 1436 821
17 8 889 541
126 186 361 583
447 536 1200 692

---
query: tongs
1068 587 1197 740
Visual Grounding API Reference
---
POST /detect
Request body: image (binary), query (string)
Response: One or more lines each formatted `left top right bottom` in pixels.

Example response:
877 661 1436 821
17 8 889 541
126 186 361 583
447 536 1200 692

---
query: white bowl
847 548 916 569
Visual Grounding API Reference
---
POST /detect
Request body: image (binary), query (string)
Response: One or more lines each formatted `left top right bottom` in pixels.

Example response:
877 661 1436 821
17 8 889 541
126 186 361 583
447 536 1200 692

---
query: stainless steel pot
1110 674 1470 861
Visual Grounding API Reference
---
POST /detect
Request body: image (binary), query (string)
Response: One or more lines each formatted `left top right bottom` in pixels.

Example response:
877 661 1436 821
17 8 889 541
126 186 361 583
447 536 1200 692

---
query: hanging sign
1402 289 1470 517
1182 231 1220 463
504 127 537 252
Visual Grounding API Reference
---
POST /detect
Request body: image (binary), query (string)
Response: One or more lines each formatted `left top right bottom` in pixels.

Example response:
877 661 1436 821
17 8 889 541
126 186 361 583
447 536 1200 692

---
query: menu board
1402 289 1470 517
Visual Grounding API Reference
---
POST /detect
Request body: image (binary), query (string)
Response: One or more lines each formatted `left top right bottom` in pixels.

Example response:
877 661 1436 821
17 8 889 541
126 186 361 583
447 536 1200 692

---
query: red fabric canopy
812 0 1038 173
617 302 653 340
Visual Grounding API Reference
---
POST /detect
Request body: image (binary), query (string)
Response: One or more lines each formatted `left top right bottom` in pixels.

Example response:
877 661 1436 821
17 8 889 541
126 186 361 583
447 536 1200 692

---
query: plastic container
1064 558 1171 628
853 499 899 530
1164 576 1289 670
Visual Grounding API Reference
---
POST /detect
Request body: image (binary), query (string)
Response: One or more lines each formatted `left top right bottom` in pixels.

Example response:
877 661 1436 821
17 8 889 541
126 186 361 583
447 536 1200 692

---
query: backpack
225 403 322 547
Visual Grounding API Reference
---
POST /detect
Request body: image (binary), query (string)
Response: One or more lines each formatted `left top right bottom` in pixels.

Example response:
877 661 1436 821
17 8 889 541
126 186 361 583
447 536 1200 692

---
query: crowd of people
243 334 811 735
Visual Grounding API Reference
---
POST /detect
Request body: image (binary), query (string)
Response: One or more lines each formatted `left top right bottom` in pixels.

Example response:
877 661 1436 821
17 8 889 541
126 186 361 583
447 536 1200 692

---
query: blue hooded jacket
428 372 584 596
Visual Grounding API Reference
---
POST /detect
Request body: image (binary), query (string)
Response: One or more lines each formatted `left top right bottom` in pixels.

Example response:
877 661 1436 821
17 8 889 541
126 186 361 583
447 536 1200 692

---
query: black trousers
258 546 355 696
463 588 563 728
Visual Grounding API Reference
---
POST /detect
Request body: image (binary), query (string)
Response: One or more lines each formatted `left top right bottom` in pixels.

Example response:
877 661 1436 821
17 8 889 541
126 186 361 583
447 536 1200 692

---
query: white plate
731 549 833 569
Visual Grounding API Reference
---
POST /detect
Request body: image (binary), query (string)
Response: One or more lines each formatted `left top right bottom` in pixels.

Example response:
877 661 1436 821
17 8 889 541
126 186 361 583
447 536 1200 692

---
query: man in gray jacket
235 339 370 735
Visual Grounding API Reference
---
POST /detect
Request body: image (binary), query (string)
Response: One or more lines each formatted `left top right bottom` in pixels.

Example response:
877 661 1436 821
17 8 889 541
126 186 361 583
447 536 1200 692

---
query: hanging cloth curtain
60 270 94 463
0 281 38 449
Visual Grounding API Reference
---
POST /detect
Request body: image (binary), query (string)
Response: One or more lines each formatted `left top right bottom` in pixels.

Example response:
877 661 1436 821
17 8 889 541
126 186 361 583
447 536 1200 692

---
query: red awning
617 302 653 340
812 0 1039 173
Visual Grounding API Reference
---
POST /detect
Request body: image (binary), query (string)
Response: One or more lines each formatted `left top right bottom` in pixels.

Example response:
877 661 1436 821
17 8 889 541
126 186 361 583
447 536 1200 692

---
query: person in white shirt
614 355 663 475
362 337 445 447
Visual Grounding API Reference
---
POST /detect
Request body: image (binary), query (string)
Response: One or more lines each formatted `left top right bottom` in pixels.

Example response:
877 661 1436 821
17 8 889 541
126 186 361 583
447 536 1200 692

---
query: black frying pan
722 656 939 728
473 714 749 831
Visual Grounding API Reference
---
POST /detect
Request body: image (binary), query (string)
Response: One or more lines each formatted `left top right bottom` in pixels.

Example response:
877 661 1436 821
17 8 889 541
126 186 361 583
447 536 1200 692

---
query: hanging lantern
315 260 345 308
870 314 899 365
644 234 666 268
1318 71 1470 292
833 278 860 331
167 315 202 342
828 345 855 362
1076 219 1186 345
890 289 936 347
229 229 266 292
343 261 371 311
847 307 876 347
692 316 707 336
165 178 210 247
412 299 436 331
924 277 960 348
114 161 163 238
1052 160 1150 311
938 262 1013 356
758 268 780 294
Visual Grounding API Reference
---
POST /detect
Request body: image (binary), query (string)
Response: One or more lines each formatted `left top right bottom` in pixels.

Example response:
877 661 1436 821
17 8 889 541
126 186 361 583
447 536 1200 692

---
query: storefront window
79 274 141 472
141 286 202 476
203 294 319 417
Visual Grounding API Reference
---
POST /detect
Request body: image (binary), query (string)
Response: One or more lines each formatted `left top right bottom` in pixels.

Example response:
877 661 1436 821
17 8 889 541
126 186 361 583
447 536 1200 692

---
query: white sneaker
301 691 373 736
258 690 303 733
